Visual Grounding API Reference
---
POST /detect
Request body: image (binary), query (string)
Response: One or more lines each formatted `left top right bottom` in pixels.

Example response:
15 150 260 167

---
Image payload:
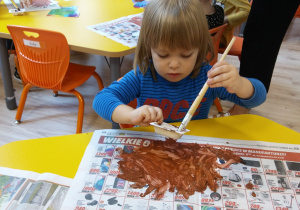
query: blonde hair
134 0 214 79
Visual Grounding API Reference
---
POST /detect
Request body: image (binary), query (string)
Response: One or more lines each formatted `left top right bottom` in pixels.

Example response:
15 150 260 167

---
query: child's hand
130 105 163 127
207 61 254 99
207 61 242 94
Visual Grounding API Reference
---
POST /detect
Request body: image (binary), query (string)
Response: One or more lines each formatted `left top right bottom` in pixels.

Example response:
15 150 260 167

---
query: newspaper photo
0 167 72 210
3 0 60 12
87 13 143 48
61 129 300 210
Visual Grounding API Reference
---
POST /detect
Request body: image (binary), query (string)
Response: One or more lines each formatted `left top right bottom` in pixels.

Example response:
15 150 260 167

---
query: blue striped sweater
93 64 266 123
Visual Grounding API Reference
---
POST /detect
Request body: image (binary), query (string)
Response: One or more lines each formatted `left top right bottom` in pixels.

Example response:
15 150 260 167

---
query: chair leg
70 90 84 134
214 98 223 113
53 90 58 97
8 49 17 56
15 84 34 123
14 55 27 86
92 72 104 90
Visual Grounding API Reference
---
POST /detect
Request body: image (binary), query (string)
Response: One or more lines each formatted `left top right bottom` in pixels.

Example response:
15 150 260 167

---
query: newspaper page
61 129 300 210
0 167 72 210
3 0 60 12
87 13 143 48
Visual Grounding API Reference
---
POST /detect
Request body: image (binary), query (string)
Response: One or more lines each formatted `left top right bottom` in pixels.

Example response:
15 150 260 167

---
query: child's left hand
207 61 242 94
207 61 254 99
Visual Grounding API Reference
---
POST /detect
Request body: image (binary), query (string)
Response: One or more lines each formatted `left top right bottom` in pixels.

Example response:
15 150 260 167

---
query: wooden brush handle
187 37 236 116
188 82 209 115
219 37 236 61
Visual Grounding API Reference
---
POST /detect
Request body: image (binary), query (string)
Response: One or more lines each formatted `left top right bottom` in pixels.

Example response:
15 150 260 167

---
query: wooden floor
0 18 299 146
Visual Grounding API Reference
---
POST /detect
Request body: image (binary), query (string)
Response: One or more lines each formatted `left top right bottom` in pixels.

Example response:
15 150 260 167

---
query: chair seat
61 62 96 92
219 36 243 55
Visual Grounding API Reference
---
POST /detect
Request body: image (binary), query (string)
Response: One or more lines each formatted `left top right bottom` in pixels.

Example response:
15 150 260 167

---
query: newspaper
0 167 72 210
87 13 143 48
61 129 300 210
3 0 60 12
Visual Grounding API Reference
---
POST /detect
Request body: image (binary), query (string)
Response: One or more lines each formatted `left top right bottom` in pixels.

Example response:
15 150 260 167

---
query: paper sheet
3 0 60 12
47 6 79 17
61 129 300 210
87 13 143 48
0 167 72 210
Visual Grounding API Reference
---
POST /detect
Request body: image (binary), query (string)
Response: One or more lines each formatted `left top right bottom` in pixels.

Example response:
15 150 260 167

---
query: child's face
151 47 199 82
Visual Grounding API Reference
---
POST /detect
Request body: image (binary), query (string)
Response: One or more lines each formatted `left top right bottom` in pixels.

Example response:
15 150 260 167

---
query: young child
93 0 266 127
218 0 251 47
200 0 225 29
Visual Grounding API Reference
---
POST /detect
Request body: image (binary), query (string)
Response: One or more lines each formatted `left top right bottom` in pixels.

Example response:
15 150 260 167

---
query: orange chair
218 36 243 60
7 25 104 133
208 24 228 65
208 24 228 113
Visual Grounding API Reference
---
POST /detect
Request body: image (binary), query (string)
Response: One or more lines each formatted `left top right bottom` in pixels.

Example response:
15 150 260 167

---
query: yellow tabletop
0 0 143 110
0 115 299 179
0 0 143 57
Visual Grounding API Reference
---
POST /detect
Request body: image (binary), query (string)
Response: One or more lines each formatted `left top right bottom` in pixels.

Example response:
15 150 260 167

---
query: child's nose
169 59 180 69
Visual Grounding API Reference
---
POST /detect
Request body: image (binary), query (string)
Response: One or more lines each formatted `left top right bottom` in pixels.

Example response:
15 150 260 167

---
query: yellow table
0 0 143 109
0 115 299 178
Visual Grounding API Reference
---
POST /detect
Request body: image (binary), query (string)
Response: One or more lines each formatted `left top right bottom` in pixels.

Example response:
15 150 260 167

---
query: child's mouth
167 73 180 77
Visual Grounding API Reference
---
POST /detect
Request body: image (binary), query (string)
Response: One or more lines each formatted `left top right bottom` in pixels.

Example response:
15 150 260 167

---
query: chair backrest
295 4 300 18
7 25 70 89
208 23 228 65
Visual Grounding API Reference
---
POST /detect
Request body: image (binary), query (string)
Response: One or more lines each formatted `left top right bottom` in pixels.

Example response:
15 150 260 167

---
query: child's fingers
211 60 226 68
208 78 230 88
207 71 231 87
143 106 163 123
210 60 228 71
153 107 164 123
144 106 158 123
132 105 164 126
141 108 151 123
208 65 229 79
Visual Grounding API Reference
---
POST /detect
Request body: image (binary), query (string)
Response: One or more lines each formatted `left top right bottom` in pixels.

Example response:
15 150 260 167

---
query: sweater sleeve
227 10 250 27
236 78 267 108
93 70 141 122
226 0 251 27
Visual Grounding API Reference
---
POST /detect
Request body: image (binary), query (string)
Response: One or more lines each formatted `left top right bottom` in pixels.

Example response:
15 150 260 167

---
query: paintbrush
177 37 236 132
10 0 20 11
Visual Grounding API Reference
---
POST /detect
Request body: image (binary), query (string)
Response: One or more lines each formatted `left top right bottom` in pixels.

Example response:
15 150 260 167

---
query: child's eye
157 54 168 58
181 53 193 58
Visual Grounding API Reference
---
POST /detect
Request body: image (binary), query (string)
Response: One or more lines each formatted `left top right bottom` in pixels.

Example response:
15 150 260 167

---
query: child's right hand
130 105 163 127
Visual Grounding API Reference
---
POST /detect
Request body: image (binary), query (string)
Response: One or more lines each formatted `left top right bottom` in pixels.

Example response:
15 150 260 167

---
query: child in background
218 0 251 47
93 0 266 127
200 0 225 29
